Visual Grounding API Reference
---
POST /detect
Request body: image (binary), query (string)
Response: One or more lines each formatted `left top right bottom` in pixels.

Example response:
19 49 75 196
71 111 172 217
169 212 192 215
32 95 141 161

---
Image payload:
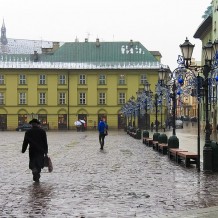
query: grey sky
0 0 211 69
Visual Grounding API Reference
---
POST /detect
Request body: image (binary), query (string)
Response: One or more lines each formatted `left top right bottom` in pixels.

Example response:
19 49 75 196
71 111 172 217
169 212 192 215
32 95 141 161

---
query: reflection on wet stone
1 130 218 217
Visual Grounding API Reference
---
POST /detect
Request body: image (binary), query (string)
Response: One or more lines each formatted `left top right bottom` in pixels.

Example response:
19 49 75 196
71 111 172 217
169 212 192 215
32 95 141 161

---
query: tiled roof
0 38 64 54
0 40 166 69
41 41 158 63
193 16 212 39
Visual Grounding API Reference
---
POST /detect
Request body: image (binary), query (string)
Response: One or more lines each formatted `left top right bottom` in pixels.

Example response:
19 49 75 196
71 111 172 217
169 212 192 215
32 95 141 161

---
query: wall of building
0 68 160 130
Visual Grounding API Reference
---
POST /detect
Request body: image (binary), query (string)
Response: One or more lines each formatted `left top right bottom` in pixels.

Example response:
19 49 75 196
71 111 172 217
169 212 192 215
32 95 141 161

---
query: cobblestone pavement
1 129 218 217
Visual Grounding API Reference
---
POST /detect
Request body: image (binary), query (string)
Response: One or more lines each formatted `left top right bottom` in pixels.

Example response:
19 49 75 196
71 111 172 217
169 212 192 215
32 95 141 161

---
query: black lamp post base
203 145 213 172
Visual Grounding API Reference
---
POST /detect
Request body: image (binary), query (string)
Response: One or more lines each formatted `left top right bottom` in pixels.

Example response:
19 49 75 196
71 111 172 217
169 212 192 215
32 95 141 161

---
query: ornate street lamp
180 38 218 172
180 37 195 68
154 93 159 132
178 38 202 171
136 90 142 129
158 67 167 131
202 40 216 171
144 82 151 130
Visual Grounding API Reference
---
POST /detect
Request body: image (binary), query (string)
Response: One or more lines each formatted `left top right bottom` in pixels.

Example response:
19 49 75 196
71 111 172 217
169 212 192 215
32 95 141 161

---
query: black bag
44 155 49 167
44 155 53 172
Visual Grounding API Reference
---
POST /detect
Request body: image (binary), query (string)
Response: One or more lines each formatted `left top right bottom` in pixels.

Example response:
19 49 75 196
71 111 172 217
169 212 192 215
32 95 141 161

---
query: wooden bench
143 137 149 144
168 148 188 161
152 141 159 150
177 151 198 167
146 138 153 147
158 143 168 154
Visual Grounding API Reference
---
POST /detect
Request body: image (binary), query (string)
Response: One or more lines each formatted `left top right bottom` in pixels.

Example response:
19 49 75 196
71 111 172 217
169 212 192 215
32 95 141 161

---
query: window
39 92 46 104
19 92 26 104
0 75 4 85
119 92 126 104
59 74 66 85
140 74 147 84
119 75 125 85
79 74 86 85
59 92 66 105
99 74 106 85
39 75 46 85
99 92 106 104
0 92 4 104
19 75 26 85
79 92 86 104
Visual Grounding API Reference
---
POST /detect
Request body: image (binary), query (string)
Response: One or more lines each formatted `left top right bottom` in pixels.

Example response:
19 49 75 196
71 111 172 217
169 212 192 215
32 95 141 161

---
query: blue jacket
98 121 108 133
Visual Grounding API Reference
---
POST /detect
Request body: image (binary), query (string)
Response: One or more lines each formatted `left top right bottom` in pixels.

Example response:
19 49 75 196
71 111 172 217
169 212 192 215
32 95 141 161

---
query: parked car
175 120 183 128
190 116 198 122
16 124 32 131
181 116 190 121
16 123 48 131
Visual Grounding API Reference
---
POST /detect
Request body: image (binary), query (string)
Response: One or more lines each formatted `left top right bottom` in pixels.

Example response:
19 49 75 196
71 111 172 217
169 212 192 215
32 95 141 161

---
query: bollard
143 130 149 138
203 145 213 172
158 133 168 144
168 135 179 149
211 141 218 172
153 132 160 141
136 129 141 140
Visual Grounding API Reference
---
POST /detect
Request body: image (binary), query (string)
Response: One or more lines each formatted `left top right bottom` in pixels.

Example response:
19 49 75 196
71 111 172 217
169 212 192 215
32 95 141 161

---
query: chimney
130 39 133 47
96 38 100 47
33 51 38 62
52 41 60 51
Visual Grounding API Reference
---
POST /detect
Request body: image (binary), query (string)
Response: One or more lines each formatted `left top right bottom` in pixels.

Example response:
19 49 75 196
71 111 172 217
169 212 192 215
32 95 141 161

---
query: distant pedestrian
98 117 108 150
93 121 97 130
21 118 48 182
151 122 154 132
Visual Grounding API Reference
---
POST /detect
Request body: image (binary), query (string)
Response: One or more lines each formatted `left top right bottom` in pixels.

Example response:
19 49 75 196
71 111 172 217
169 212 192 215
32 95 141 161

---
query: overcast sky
0 0 211 69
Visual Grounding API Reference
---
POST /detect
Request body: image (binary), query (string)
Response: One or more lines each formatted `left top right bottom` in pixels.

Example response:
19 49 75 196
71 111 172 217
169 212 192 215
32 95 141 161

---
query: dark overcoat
22 126 48 170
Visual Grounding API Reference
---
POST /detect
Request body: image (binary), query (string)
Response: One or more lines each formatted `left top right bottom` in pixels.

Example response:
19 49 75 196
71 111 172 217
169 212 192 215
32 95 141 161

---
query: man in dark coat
22 118 48 182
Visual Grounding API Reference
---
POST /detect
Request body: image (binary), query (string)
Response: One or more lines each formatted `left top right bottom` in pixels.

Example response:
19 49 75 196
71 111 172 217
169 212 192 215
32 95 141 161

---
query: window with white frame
99 92 106 104
79 74 86 85
0 92 4 104
0 75 4 85
140 74 147 84
19 92 26 104
59 74 66 85
79 92 86 104
39 92 46 105
119 92 126 104
19 75 26 85
59 92 66 105
39 75 46 85
99 74 106 85
119 74 125 85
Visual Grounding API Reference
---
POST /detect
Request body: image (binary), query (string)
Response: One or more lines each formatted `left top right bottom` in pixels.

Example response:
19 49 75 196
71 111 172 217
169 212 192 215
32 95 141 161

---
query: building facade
0 22 168 130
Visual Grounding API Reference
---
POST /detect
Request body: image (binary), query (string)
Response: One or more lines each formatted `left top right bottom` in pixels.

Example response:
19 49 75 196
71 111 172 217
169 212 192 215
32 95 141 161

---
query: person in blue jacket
98 117 108 150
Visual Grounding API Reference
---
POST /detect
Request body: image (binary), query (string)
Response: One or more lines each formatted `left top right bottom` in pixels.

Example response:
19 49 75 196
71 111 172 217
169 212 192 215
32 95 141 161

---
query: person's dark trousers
30 155 43 182
99 133 105 149
32 168 41 182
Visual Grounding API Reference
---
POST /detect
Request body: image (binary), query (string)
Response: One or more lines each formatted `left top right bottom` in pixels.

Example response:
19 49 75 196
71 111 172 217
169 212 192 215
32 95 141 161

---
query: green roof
0 41 166 69
41 41 158 63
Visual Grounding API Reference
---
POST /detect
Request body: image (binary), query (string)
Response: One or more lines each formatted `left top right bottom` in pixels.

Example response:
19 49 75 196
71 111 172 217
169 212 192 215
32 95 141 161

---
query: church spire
1 19 8 45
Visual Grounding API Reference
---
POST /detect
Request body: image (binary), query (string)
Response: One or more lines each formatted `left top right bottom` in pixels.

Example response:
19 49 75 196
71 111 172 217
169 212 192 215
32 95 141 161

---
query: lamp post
136 90 142 129
158 67 167 131
202 40 215 171
179 37 203 170
154 93 158 132
179 37 218 171
144 82 151 130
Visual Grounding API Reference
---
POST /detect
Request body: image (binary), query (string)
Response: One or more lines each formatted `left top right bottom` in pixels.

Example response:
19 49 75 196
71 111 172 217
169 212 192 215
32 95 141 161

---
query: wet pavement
1 127 218 217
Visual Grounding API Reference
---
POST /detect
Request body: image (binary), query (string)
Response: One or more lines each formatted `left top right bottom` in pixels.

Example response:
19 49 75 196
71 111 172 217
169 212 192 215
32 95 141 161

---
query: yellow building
0 38 168 130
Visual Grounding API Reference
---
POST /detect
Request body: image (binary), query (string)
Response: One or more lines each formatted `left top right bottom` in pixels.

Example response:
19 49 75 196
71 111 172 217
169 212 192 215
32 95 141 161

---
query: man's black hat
29 118 40 124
